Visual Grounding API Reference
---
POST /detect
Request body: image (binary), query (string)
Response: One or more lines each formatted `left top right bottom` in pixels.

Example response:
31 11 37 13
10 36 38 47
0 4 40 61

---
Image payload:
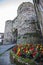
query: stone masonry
3 2 41 44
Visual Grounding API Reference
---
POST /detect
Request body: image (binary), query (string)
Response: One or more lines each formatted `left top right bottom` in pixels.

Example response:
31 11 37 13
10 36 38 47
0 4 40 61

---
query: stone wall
3 20 13 44
16 2 36 35
33 0 43 36
3 2 41 44
13 2 40 44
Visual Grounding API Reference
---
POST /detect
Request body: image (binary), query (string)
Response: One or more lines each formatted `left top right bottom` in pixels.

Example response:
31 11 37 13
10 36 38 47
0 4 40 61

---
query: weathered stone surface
33 0 43 36
3 20 13 44
17 2 34 15
13 2 40 44
3 2 41 44
14 2 36 35
39 0 43 36
3 19 18 44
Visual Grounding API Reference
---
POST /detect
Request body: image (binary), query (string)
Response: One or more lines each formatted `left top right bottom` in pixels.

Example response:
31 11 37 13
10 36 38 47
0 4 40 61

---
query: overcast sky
0 0 33 33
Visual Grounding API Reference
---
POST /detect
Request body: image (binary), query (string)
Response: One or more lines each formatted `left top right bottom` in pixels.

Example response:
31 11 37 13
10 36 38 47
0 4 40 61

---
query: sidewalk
0 44 16 65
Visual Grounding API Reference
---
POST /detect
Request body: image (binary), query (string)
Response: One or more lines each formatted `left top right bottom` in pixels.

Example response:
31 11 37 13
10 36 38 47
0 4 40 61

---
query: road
0 44 16 65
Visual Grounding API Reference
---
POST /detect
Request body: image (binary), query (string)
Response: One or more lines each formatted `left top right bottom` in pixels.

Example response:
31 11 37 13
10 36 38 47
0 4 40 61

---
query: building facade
0 33 4 45
3 2 41 44
33 0 43 36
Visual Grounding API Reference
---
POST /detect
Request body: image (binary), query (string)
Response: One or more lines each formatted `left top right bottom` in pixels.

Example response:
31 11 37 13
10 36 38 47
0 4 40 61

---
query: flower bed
10 44 43 65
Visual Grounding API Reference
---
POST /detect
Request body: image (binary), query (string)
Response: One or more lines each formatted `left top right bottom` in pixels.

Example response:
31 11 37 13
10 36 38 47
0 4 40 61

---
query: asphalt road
0 44 16 65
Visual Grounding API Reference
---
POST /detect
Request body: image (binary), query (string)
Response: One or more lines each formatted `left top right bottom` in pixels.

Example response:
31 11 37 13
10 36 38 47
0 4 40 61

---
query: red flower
32 51 37 57
23 48 26 53
30 47 34 51
13 48 16 53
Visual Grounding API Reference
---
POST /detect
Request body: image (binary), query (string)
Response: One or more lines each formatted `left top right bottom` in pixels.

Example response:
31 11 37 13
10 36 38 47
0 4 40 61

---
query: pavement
0 44 16 65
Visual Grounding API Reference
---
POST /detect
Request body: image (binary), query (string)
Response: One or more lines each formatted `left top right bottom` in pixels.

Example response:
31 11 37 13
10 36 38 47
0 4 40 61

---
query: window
25 20 31 25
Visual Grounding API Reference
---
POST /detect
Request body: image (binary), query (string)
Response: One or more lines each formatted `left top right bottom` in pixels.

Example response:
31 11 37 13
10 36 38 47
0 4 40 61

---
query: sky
0 0 33 33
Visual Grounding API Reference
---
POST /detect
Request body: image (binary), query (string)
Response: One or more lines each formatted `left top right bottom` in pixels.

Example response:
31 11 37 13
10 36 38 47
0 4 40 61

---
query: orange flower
17 51 22 56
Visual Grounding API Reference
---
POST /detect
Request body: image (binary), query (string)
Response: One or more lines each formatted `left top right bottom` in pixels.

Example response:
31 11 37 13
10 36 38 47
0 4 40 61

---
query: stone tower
33 0 43 43
13 2 41 44
3 2 41 44
3 20 13 44
33 0 43 36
